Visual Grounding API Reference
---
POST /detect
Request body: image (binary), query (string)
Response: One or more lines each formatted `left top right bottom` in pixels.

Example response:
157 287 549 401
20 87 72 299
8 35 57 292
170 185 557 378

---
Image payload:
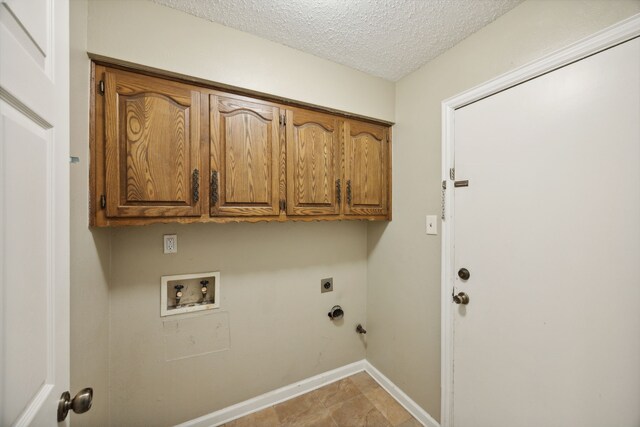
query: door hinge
449 168 455 180
441 180 446 220
100 194 106 209
99 80 105 95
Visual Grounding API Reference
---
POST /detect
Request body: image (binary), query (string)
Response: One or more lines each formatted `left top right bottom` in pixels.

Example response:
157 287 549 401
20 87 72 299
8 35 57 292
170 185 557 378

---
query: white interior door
1 0 70 425
452 37 640 426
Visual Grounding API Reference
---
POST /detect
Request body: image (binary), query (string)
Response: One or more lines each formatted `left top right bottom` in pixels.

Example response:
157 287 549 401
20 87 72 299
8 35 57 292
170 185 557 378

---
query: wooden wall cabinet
96 66 203 220
91 63 391 226
210 95 282 217
344 120 389 217
286 108 341 216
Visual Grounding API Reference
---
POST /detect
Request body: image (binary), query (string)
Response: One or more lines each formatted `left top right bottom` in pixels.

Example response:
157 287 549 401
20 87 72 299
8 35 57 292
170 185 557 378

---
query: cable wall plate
160 271 221 317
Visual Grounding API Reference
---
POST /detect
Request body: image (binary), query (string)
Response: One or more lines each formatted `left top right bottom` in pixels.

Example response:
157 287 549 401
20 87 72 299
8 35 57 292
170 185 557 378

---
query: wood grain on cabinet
210 95 281 217
344 120 389 217
286 108 341 216
91 62 392 226
102 67 202 217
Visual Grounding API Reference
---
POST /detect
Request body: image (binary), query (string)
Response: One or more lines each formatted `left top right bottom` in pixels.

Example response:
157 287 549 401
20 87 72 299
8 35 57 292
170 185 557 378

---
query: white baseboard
176 359 440 427
176 360 366 427
364 361 440 427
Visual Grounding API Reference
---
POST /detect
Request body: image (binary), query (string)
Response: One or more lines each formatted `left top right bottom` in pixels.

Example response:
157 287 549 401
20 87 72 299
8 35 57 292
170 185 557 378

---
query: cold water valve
200 280 209 302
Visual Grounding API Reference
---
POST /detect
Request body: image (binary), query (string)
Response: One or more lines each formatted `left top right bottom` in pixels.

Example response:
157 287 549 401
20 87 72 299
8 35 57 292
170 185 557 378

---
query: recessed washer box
161 271 221 317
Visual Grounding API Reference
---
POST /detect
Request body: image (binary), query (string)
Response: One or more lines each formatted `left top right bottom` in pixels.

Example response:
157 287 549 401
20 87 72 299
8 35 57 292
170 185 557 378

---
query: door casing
439 15 640 427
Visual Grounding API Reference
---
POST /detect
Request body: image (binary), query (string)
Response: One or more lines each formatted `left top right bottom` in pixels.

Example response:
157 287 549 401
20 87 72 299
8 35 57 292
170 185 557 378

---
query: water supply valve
174 284 184 306
200 280 209 302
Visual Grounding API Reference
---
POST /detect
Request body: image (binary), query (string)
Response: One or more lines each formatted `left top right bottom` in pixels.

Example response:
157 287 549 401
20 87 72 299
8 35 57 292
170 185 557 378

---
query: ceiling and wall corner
87 0 395 122
151 0 524 81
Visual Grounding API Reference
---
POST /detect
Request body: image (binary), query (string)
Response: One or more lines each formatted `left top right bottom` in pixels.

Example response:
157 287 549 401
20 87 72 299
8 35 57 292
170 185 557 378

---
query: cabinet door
286 108 341 216
210 95 281 216
104 69 202 217
344 120 389 217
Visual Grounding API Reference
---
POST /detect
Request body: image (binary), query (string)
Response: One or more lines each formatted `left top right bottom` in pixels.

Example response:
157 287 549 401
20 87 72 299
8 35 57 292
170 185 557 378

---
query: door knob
458 268 470 280
57 387 93 422
453 292 470 305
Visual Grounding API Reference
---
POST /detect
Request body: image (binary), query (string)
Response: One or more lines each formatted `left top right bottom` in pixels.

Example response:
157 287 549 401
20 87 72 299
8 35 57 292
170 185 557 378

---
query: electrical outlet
163 234 177 254
321 278 333 293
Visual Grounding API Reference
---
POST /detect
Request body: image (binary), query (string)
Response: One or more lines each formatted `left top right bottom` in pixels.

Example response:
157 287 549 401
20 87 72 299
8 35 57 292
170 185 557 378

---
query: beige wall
70 0 111 425
79 1 394 425
86 0 395 122
109 222 367 425
366 0 640 421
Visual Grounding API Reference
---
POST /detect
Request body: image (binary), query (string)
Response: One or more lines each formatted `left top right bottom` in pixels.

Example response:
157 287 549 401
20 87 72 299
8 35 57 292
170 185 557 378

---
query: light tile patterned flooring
223 372 422 427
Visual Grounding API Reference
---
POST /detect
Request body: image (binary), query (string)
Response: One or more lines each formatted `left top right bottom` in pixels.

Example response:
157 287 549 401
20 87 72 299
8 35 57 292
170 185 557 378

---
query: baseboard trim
175 360 366 427
176 359 440 427
364 361 440 427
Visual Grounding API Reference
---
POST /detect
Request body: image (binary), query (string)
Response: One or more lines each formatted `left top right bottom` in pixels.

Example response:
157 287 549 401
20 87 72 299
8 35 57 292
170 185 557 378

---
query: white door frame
440 14 640 427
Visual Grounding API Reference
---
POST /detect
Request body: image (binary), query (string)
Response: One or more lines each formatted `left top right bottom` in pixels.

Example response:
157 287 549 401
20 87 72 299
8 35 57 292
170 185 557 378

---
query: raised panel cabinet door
103 68 202 217
344 120 389 217
210 95 281 216
286 108 341 216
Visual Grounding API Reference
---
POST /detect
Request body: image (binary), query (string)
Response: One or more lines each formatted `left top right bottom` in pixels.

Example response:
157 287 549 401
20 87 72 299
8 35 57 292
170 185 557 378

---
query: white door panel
1 106 51 426
4 0 49 56
452 37 640 426
0 0 70 425
0 0 55 123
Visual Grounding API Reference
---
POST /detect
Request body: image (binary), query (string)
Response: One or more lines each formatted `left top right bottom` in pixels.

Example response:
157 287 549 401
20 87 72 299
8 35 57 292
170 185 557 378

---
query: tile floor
223 372 422 427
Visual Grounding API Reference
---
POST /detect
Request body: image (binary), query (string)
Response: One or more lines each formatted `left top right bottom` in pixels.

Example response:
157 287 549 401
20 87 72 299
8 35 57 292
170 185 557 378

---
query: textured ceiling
152 0 523 81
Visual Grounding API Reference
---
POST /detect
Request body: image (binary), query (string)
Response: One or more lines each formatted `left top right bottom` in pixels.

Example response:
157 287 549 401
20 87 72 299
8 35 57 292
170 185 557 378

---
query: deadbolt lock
458 268 470 280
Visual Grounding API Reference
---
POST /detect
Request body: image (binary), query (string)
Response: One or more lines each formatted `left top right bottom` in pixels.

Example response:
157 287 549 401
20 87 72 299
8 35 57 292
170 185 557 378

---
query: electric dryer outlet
321 278 333 293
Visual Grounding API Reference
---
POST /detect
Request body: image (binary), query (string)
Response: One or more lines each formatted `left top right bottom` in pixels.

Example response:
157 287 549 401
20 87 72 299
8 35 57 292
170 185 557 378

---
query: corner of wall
70 0 111 424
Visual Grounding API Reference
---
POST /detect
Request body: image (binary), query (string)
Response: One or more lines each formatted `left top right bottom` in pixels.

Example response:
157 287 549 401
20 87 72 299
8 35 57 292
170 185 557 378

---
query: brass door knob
453 292 470 305
458 268 470 280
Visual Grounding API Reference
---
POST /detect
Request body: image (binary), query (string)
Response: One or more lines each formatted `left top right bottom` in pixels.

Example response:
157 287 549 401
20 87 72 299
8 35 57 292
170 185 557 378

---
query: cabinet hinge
100 194 106 209
99 80 105 95
279 113 286 126
449 168 455 180
279 200 286 212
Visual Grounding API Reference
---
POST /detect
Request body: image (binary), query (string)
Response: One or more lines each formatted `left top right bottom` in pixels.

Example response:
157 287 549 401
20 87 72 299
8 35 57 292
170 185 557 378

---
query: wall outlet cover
164 234 177 254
